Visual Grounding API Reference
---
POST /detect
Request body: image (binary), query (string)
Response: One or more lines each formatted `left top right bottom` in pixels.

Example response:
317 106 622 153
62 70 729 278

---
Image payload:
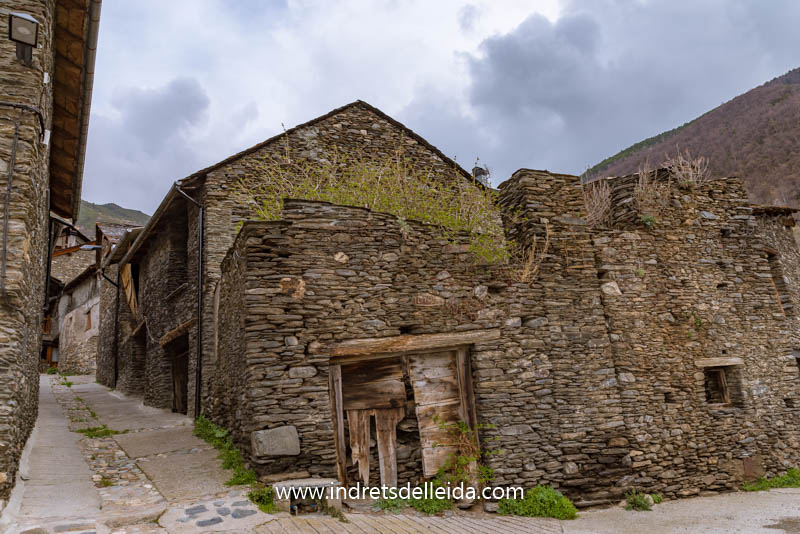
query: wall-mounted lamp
8 13 39 67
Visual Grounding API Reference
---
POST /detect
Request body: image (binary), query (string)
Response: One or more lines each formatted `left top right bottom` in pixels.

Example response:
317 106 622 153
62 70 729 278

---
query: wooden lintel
330 329 501 359
53 240 97 257
160 318 197 346
695 357 744 368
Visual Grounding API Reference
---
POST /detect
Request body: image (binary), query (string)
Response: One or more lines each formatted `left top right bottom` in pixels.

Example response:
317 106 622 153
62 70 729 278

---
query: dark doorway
165 334 189 414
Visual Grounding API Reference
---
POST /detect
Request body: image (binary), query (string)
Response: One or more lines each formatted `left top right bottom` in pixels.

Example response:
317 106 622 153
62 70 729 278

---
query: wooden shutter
120 264 138 317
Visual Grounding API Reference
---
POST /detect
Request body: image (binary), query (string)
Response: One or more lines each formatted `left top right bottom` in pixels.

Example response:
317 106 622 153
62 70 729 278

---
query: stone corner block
251 426 300 456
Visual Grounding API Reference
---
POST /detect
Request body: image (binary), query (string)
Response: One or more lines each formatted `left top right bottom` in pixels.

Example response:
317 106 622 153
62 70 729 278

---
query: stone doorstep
271 478 342 513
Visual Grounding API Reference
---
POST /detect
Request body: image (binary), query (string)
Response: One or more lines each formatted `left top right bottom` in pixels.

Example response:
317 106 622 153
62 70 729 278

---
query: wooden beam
159 318 196 346
695 357 744 368
329 365 348 486
330 329 500 359
52 240 96 257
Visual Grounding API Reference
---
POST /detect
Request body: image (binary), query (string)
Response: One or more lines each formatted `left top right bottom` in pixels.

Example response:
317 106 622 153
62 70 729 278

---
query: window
703 366 744 407
85 309 92 331
704 368 730 404
768 253 794 317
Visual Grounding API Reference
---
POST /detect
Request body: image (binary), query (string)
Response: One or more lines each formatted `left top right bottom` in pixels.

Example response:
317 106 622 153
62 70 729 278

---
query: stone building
98 101 800 503
0 0 101 501
56 265 100 374
210 172 800 503
96 100 472 416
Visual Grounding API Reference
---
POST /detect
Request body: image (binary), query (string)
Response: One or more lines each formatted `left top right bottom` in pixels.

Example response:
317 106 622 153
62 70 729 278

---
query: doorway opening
330 346 477 487
165 334 189 414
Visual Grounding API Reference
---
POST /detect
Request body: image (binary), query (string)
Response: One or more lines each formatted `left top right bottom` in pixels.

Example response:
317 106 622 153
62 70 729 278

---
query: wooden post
329 364 348 485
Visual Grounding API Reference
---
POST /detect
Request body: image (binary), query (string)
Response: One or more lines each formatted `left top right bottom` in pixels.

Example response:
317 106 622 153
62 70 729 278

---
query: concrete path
563 487 800 534
2 375 101 531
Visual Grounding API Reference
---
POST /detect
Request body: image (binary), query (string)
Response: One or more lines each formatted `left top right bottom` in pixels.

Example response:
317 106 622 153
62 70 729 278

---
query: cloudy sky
83 0 800 214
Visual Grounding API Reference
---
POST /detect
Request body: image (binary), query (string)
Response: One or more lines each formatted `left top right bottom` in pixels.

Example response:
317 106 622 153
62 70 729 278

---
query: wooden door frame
328 329 495 486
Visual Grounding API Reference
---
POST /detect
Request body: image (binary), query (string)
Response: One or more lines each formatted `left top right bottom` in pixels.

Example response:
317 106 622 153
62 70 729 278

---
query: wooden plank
120 263 138 317
347 409 371 485
408 351 464 477
342 379 406 411
330 329 501 359
414 400 463 427
420 446 459 478
374 406 404 487
457 347 479 432
695 357 744 368
329 365 348 485
160 318 197 346
341 359 404 386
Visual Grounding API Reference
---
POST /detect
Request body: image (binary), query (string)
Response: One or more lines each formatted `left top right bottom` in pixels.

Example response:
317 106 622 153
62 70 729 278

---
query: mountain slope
589 68 800 208
76 200 150 238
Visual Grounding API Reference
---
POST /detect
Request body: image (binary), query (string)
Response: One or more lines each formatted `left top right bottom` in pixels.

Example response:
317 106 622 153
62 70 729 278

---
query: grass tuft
75 425 124 438
625 490 652 511
193 416 257 486
498 485 578 520
743 468 800 492
248 486 277 514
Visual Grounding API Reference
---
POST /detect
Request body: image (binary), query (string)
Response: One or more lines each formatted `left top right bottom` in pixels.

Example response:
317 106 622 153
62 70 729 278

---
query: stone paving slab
159 494 275 532
137 449 231 501
115 426 208 458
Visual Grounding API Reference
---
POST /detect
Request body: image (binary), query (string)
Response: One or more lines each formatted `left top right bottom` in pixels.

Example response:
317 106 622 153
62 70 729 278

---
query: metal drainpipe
43 218 54 310
174 185 204 418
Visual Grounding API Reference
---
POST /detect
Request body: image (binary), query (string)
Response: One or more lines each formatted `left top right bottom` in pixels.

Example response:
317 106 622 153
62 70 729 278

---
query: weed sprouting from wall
582 179 612 227
232 144 509 264
663 149 710 189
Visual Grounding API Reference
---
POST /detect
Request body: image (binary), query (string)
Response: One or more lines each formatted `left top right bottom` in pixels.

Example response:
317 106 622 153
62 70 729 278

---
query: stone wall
96 263 118 387
215 199 631 498
57 273 99 374
0 0 56 501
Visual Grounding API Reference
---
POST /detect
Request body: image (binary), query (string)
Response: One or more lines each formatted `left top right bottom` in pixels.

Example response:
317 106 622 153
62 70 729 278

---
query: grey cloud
457 4 480 33
110 77 210 156
402 0 800 183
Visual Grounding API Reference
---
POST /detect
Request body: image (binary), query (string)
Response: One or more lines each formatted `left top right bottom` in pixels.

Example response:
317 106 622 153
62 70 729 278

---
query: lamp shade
9 13 39 47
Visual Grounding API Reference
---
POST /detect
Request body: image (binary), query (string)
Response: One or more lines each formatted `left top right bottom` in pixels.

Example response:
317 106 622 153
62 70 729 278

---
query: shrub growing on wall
233 143 509 264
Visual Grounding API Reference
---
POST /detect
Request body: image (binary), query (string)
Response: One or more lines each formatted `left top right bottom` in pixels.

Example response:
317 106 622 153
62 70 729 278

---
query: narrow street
3 374 799 533
0 375 564 533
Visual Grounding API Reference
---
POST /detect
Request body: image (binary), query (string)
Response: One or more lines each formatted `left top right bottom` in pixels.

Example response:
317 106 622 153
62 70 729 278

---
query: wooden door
172 350 188 414
408 350 471 477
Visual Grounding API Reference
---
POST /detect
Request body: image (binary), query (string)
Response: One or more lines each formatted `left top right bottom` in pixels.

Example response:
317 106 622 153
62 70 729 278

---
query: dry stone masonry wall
213 170 800 502
0 0 55 501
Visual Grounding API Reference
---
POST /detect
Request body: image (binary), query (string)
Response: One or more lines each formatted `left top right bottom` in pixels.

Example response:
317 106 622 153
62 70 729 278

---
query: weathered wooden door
171 350 188 414
337 359 407 487
330 346 477 486
408 349 476 477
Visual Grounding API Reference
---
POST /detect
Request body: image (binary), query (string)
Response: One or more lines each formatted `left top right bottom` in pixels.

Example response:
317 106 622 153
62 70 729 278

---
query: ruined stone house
97 101 800 504
0 0 101 502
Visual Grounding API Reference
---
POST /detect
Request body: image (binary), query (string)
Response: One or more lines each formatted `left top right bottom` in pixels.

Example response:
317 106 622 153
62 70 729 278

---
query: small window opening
785 398 796 408
664 391 677 404
768 253 795 317
704 368 730 405
85 310 92 331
